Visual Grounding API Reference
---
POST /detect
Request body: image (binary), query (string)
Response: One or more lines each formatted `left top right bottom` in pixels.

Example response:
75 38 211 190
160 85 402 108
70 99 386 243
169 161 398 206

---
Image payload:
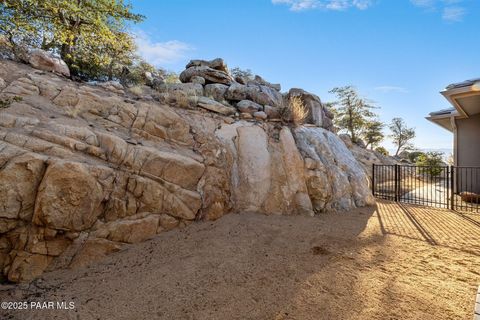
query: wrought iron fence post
394 164 399 202
372 163 375 196
450 166 454 210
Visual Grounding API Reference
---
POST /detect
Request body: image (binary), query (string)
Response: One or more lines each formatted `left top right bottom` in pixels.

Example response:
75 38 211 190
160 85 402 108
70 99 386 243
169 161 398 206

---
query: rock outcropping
157 58 334 130
0 58 374 282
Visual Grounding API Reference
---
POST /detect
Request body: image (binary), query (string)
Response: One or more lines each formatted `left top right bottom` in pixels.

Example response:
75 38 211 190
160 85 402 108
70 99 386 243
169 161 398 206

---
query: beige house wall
455 113 480 194
456 113 480 167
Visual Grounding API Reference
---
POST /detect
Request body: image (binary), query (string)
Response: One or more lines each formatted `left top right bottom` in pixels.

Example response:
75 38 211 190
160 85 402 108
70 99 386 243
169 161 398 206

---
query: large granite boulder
197 96 236 115
225 83 284 109
180 66 234 85
236 100 262 114
204 83 229 102
33 161 105 232
28 49 70 77
186 58 229 74
295 127 375 212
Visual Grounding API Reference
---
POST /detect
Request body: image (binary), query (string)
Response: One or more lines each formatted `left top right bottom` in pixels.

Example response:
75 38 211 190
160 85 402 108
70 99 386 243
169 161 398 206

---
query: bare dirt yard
1 200 479 320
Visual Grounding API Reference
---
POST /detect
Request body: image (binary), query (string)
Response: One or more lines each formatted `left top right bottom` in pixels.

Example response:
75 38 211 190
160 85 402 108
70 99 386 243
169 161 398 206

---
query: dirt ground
1 200 479 320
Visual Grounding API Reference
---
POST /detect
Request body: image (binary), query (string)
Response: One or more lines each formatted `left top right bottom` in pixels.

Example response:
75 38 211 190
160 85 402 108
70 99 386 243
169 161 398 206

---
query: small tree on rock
329 86 377 143
362 119 384 149
230 67 254 80
389 117 415 156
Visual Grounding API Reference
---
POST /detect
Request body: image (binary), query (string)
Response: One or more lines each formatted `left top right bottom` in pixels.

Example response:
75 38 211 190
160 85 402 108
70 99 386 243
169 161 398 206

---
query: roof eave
441 82 480 118
425 114 454 132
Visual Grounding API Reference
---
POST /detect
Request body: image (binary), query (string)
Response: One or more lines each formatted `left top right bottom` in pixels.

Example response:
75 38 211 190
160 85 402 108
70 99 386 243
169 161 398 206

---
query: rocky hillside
0 56 377 283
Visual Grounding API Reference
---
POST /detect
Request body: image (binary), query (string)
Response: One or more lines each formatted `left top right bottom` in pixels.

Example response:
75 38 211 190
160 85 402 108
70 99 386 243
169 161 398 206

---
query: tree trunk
347 103 355 142
395 145 401 156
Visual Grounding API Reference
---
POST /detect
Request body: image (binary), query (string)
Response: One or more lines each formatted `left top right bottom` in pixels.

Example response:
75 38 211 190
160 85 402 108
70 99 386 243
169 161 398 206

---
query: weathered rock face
0 59 376 282
295 127 375 212
0 60 206 282
214 120 374 216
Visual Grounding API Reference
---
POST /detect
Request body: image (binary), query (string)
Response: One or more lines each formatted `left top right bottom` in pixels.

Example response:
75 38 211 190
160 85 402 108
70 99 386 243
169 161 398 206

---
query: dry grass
64 105 81 118
288 96 309 126
128 85 144 96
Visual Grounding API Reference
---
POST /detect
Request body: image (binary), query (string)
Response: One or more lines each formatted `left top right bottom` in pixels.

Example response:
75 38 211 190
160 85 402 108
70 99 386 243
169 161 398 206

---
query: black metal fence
372 164 480 212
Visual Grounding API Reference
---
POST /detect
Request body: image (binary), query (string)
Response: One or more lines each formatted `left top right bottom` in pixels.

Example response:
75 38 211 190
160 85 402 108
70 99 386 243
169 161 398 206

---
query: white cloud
410 0 467 22
374 86 408 93
442 6 465 22
134 31 193 66
272 0 373 11
410 0 435 8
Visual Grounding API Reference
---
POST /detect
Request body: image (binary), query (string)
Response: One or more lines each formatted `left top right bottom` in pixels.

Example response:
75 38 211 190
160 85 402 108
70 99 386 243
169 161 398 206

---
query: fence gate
372 164 480 212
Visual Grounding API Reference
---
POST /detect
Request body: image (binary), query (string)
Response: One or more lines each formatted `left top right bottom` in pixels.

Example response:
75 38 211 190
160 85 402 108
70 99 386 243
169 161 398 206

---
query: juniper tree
389 117 416 156
362 119 384 149
329 86 377 143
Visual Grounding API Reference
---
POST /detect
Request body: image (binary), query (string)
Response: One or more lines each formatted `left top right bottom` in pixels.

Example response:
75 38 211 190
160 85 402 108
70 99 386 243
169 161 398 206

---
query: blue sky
130 0 480 152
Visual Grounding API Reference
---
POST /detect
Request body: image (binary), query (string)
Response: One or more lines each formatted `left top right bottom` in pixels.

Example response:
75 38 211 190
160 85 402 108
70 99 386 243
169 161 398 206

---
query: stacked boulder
160 58 334 129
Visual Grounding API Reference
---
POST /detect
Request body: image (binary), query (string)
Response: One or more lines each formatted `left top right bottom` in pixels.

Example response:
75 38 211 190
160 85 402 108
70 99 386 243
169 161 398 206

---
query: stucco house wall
456 113 480 168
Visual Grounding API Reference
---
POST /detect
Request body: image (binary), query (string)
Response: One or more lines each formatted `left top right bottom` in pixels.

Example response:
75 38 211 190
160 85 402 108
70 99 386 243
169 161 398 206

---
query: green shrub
416 151 444 177
375 146 389 156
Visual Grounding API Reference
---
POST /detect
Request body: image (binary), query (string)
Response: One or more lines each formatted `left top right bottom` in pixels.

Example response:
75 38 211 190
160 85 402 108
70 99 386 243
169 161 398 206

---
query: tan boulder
28 49 70 77
33 162 105 231
236 100 262 114
180 66 234 85
204 83 229 102
253 111 268 120
264 105 281 119
197 97 236 115
186 58 229 73
0 153 46 221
